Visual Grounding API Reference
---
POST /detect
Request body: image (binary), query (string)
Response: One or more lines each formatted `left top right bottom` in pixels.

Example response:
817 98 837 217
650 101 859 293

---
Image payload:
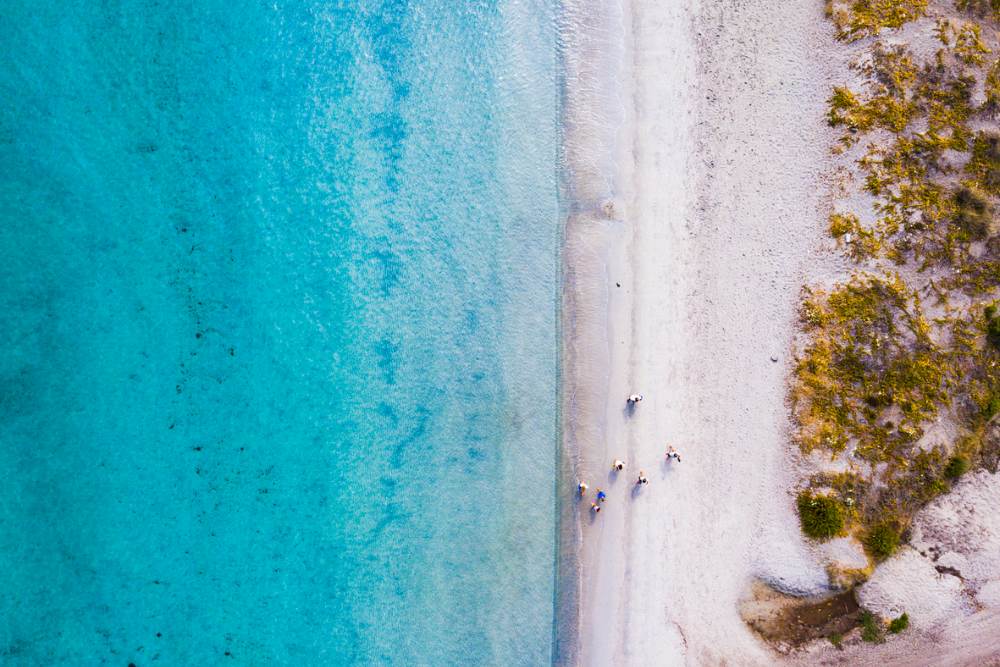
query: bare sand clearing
561 0 844 664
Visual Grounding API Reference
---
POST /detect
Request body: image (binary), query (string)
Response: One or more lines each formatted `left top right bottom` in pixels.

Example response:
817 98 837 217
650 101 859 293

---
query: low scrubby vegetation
889 612 910 633
795 0 1000 562
865 522 901 560
794 274 946 461
859 609 886 643
944 453 971 478
828 0 929 41
798 492 847 539
957 0 1000 21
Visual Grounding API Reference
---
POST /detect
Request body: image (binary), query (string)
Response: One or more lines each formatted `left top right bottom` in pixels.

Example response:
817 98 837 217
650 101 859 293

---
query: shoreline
558 0 634 662
559 0 843 663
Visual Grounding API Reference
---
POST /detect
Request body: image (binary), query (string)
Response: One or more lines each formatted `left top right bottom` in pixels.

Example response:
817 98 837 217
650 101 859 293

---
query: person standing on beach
665 446 682 463
591 502 601 513
636 470 648 485
597 489 607 502
578 481 589 495
612 459 625 471
627 393 643 404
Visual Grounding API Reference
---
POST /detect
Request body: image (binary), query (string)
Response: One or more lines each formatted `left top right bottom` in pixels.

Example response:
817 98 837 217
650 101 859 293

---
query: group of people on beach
579 393 681 514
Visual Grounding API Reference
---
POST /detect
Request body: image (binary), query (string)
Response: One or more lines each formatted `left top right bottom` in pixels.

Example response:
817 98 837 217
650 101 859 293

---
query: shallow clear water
0 1 559 663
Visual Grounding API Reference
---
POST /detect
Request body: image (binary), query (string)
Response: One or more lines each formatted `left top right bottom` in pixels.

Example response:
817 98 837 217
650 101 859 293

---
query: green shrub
860 610 885 643
797 492 846 539
944 454 970 479
985 59 1000 114
865 523 901 560
986 393 1000 420
951 186 991 242
829 632 844 649
889 612 910 633
986 304 1000 349
967 132 1000 195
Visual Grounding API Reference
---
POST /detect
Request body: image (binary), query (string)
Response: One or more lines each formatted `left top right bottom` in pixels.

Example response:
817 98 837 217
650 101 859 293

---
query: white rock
857 547 968 627
911 471 1000 589
977 580 1000 609
820 536 869 570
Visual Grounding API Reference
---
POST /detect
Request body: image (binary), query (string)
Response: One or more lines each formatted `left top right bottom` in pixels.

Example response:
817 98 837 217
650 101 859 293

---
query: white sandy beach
561 0 844 663
561 0 1000 664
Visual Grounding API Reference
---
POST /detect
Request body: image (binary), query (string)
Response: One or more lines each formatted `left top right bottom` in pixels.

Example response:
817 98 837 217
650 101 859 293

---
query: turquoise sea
1 1 561 664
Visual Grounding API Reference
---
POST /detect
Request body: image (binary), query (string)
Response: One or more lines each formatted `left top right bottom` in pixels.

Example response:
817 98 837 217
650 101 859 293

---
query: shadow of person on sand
588 504 602 524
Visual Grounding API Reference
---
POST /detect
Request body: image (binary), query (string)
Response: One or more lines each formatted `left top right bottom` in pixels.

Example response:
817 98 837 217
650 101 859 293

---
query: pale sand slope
563 0 842 664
